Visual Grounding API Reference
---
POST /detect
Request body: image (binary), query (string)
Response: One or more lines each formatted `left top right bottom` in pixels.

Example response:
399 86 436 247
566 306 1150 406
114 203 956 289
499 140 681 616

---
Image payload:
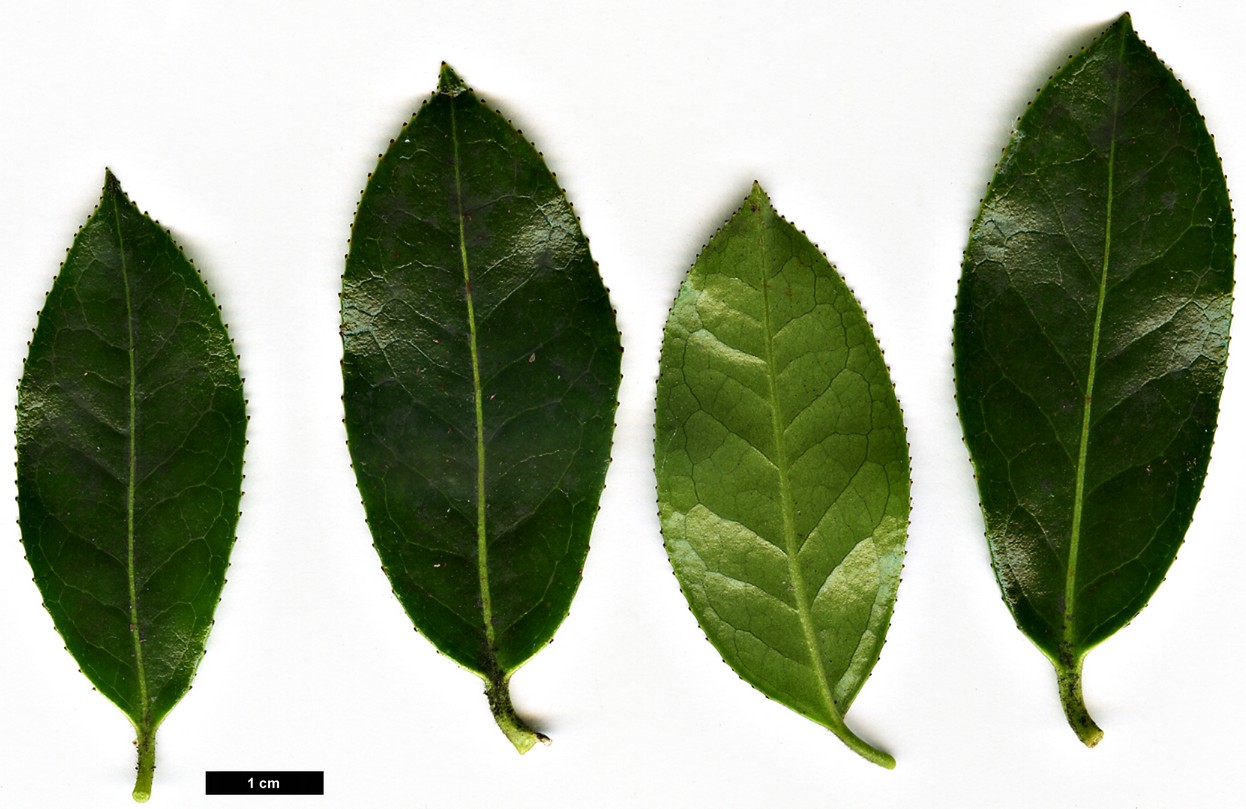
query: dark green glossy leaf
954 14 1233 745
17 171 246 800
341 64 621 752
654 184 909 768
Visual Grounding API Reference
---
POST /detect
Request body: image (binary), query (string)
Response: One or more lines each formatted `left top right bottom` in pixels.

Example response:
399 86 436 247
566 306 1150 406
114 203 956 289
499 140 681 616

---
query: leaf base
486 675 550 754
1055 657 1103 747
827 721 896 769
132 724 155 802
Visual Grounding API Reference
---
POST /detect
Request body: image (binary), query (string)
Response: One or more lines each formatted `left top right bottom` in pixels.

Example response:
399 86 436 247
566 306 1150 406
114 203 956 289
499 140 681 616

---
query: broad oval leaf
954 14 1233 746
17 171 246 801
654 184 910 768
341 64 622 752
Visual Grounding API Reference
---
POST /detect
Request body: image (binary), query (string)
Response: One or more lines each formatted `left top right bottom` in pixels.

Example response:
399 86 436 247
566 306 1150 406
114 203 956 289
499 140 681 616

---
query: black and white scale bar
205 771 324 795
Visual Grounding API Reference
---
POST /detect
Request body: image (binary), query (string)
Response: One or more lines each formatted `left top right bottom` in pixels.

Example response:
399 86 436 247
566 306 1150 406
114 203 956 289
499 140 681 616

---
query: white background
2 1 1244 806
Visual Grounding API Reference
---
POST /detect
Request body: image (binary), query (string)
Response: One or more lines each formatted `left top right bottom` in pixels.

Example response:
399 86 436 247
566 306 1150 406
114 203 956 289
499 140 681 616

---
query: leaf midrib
1064 33 1127 652
111 191 150 724
754 207 843 729
449 94 498 660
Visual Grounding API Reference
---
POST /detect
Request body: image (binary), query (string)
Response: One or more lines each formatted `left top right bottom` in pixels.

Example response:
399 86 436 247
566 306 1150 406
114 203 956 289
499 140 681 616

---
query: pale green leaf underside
655 184 909 767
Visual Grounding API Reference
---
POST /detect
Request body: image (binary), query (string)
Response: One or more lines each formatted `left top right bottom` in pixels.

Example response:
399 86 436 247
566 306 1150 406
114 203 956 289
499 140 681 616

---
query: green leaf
954 14 1233 746
16 171 246 801
654 184 910 768
341 64 621 752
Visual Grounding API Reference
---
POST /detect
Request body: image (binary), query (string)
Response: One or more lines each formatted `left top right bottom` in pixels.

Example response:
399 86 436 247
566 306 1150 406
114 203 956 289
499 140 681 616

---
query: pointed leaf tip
438 63 469 97
745 182 772 213
1102 12 1134 42
100 169 138 213
102 168 123 198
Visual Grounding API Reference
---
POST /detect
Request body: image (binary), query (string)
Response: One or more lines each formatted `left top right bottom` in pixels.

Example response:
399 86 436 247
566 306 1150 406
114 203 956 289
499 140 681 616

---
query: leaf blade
655 184 909 767
954 14 1233 744
17 171 246 799
341 64 621 751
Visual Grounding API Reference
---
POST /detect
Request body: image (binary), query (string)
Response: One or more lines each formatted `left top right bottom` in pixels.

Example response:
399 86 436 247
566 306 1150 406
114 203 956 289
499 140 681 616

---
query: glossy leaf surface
655 184 909 768
341 64 621 752
17 171 246 800
954 14 1233 745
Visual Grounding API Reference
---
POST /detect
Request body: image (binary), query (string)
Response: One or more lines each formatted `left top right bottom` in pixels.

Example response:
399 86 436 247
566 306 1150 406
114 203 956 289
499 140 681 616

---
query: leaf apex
102 168 127 202
744 182 775 218
438 62 470 97
1100 11 1136 45
99 169 139 217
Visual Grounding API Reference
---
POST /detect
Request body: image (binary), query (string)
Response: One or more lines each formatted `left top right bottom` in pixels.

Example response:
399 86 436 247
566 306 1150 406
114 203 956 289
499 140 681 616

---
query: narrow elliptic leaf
341 64 621 752
654 184 910 768
17 171 246 800
954 14 1233 746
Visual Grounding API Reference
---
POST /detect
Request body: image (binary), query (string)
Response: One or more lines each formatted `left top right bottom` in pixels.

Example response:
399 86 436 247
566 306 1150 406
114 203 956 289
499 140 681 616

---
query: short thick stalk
132 724 155 802
486 674 549 754
1055 656 1103 747
831 722 896 769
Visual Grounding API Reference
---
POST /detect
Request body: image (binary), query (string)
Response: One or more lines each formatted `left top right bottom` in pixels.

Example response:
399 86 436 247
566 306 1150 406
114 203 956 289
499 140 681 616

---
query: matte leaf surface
954 14 1233 745
341 64 621 752
654 184 910 768
17 171 246 800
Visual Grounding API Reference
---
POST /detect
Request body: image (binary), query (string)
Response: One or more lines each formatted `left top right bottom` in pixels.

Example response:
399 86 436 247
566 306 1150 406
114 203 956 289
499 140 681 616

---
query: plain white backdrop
2 1 1244 806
